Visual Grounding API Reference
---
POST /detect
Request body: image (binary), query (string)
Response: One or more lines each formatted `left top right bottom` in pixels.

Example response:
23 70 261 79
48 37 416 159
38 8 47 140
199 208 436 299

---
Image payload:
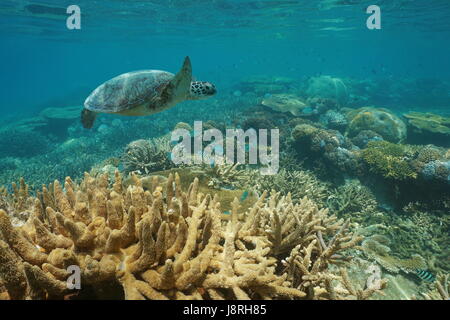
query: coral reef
422 274 449 300
252 169 331 206
0 127 52 158
360 141 417 180
292 124 359 174
305 75 349 107
0 170 378 300
361 235 427 274
346 107 407 143
121 136 174 175
351 130 383 148
319 110 348 131
39 106 81 138
190 162 254 191
261 94 308 117
403 112 450 147
237 75 297 95
326 179 379 222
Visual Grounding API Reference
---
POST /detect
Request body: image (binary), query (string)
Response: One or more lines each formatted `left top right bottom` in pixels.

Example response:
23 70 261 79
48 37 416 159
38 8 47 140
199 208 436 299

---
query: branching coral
190 162 254 190
252 169 331 206
361 141 417 180
121 136 173 175
326 179 379 222
0 171 374 300
0 178 34 226
361 235 427 274
422 274 449 300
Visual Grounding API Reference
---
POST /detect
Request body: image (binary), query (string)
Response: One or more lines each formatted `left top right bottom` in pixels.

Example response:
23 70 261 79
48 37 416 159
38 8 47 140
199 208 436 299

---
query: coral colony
170 121 280 175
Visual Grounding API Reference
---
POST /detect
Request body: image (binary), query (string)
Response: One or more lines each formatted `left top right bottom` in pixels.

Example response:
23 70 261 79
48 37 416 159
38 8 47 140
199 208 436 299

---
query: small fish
223 211 231 215
240 190 249 202
415 269 435 282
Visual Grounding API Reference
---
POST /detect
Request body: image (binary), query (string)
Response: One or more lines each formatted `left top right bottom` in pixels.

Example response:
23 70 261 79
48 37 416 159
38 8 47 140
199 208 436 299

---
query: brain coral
0 171 380 300
346 107 407 143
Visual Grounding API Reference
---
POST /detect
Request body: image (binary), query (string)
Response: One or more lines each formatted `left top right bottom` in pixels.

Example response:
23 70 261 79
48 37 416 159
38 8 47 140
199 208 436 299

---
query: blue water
0 1 449 301
1 0 450 118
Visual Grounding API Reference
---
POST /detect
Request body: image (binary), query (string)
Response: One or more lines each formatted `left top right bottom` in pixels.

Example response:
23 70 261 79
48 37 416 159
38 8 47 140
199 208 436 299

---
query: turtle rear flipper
81 108 97 129
163 56 192 102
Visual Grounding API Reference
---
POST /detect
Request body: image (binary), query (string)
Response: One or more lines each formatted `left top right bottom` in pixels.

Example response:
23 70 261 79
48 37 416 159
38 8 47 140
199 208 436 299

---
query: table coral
261 94 308 117
0 171 375 300
403 112 450 147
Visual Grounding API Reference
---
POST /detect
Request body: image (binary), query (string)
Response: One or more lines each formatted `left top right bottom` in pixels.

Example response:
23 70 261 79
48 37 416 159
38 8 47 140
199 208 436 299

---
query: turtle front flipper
81 108 97 129
163 56 192 103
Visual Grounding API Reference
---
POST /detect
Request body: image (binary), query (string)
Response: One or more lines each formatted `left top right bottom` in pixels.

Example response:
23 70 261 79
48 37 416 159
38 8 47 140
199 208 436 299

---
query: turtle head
188 81 217 100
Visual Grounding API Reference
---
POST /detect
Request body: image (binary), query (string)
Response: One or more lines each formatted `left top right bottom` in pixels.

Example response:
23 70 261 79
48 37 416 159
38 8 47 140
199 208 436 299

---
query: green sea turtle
81 56 216 129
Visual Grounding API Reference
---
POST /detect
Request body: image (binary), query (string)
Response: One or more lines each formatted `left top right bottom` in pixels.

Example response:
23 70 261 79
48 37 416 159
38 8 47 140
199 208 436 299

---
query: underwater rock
305 75 349 107
39 106 80 123
346 107 407 143
261 94 308 116
403 112 450 147
39 106 81 137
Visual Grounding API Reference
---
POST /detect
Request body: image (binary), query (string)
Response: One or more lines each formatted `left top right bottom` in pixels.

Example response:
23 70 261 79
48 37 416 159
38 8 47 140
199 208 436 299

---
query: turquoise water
0 1 449 300
1 0 450 116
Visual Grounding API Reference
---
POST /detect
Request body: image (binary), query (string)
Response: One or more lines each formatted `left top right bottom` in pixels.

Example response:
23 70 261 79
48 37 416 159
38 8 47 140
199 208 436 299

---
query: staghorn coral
252 169 331 206
422 274 449 300
190 161 254 191
0 171 374 300
326 179 379 222
121 136 174 175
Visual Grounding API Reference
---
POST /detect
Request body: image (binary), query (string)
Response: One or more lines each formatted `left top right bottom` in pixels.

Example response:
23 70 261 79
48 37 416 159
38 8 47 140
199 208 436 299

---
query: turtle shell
84 70 174 113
